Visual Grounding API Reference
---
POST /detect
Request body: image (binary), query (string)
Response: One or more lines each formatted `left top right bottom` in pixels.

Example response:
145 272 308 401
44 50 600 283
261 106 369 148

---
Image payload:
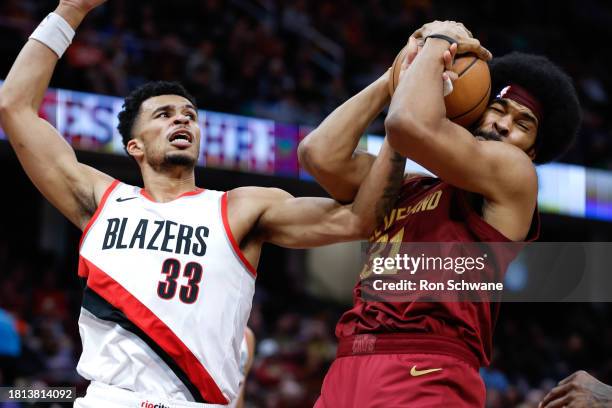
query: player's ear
126 138 144 159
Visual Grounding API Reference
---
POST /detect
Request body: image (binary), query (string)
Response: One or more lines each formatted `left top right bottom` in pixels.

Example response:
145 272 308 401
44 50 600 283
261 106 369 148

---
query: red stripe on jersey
78 180 120 277
80 180 119 247
77 256 89 279
221 192 257 278
80 256 229 404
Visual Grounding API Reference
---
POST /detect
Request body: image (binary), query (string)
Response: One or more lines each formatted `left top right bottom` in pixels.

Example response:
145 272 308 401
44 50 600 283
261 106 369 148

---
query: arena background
1 1 611 407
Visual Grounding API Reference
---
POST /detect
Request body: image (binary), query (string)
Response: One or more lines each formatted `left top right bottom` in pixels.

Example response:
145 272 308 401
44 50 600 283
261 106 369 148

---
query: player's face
129 95 201 169
473 98 538 159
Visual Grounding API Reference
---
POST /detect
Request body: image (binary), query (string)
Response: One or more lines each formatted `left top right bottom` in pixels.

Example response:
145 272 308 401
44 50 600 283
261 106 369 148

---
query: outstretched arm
241 138 405 249
0 0 112 230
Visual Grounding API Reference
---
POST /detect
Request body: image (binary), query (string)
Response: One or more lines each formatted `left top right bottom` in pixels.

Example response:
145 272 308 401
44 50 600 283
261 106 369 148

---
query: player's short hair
489 52 581 164
117 81 197 149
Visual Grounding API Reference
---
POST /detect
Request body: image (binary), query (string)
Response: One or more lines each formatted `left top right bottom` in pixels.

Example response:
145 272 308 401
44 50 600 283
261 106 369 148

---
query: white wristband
29 13 75 58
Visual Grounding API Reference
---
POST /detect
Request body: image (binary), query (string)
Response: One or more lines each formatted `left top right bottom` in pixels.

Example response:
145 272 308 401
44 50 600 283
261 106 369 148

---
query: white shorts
74 381 229 408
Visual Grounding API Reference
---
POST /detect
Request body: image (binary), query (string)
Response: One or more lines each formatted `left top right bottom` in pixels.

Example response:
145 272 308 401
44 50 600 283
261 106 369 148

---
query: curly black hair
117 81 197 149
489 52 581 164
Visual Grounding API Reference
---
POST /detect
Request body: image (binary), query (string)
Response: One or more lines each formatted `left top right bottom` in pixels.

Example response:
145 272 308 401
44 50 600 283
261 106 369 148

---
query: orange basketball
389 46 491 128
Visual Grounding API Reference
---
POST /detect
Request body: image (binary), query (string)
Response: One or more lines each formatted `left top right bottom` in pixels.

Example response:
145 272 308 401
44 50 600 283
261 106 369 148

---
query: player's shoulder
227 187 295 220
480 140 535 173
229 186 294 202
473 142 538 206
489 142 537 194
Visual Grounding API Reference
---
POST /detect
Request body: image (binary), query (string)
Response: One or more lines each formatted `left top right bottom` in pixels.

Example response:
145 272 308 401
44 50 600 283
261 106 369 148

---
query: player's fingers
406 36 419 65
443 49 453 71
449 42 458 60
558 371 584 385
540 393 573 408
442 44 457 72
456 38 492 61
456 22 473 37
540 383 574 406
443 70 458 82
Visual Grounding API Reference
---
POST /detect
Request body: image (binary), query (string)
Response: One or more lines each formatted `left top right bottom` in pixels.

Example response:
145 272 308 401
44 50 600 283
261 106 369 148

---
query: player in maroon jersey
299 21 581 407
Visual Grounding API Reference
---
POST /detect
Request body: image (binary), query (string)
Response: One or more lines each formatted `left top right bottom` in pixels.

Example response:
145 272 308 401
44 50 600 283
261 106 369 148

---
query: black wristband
425 34 458 46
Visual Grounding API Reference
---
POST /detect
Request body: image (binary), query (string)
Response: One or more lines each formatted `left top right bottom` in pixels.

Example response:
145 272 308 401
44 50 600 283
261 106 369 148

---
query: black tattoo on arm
375 151 405 225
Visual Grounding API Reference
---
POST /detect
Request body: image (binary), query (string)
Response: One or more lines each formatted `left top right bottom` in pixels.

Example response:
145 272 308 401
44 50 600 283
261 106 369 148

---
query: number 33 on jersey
76 181 255 404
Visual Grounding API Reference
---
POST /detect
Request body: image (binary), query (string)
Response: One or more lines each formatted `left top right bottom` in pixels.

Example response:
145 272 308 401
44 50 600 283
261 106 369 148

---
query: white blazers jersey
77 181 256 405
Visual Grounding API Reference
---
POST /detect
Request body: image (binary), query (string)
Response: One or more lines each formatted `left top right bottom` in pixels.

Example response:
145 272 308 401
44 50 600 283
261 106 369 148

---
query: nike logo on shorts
410 365 443 377
116 197 138 202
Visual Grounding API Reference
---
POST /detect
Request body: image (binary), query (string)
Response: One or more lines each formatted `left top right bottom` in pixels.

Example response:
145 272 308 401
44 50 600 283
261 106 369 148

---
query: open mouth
168 129 193 147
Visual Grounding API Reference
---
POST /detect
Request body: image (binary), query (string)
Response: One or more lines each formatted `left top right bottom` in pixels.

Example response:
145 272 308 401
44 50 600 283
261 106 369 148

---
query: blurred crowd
1 0 611 168
1 235 611 408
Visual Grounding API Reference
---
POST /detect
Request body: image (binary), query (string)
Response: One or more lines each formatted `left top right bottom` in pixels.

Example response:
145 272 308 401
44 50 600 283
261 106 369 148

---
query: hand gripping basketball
412 20 492 61
388 36 458 98
389 29 491 127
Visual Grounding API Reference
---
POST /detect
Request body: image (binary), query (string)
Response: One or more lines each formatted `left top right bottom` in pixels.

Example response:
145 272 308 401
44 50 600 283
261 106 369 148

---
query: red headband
496 84 543 124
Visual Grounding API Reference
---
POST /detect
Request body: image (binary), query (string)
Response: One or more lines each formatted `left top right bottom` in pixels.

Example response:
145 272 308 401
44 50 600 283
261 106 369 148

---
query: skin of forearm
387 40 449 133
298 71 391 202
299 72 390 169
0 42 59 112
350 139 405 234
302 71 390 159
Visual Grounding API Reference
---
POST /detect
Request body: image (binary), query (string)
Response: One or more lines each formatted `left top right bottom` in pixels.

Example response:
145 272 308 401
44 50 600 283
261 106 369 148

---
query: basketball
389 45 491 127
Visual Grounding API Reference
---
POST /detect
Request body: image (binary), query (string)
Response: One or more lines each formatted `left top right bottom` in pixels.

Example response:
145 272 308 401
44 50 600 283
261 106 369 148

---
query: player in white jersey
0 0 406 406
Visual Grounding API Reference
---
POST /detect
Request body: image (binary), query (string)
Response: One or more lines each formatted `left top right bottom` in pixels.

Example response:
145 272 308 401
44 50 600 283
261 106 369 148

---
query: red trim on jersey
221 192 257 278
81 256 229 404
139 188 205 203
79 179 120 254
77 256 89 278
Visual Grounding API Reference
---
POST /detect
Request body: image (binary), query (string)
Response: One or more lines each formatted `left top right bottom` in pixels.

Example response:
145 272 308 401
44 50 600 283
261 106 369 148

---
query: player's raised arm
0 0 113 230
298 21 491 204
246 138 405 249
297 70 390 203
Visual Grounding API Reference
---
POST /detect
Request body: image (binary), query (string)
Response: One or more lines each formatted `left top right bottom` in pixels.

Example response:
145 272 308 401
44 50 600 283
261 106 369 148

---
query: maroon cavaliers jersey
335 176 539 366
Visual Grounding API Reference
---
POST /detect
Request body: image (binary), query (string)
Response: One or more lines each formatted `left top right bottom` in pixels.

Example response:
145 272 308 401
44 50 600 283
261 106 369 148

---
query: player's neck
140 165 198 203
